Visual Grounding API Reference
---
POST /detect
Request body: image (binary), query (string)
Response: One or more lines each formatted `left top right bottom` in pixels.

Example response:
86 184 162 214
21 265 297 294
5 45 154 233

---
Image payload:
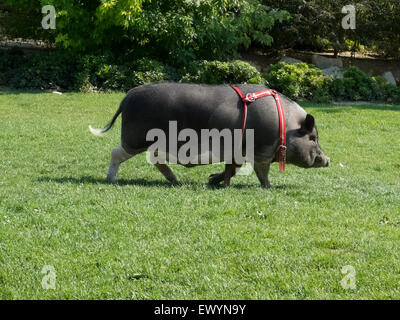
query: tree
264 0 400 59
356 0 400 58
0 0 48 41
0 0 290 65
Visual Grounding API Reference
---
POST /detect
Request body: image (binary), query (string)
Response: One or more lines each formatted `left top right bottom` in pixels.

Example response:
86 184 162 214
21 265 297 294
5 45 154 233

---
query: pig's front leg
253 161 271 188
209 163 241 187
223 164 239 187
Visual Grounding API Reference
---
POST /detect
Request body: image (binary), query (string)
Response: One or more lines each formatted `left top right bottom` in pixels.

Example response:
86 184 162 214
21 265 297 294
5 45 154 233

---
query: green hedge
339 66 381 101
0 50 262 91
266 62 399 103
0 49 79 90
74 56 181 92
381 84 400 103
265 62 331 102
181 60 263 84
0 50 398 103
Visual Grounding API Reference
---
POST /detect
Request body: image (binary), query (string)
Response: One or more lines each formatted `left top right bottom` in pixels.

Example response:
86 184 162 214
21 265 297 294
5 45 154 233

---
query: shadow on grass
37 175 290 190
38 176 179 187
303 104 400 112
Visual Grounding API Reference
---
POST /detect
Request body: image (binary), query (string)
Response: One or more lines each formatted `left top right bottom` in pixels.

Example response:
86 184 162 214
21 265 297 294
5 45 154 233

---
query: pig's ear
302 114 315 132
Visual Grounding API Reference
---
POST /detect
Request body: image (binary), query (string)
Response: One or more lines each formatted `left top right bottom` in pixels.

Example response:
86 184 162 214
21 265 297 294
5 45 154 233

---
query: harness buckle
245 93 256 102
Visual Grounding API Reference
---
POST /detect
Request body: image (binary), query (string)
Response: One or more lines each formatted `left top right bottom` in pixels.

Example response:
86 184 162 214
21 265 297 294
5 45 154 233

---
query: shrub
0 49 79 90
182 60 263 85
382 84 400 103
372 76 388 90
329 78 346 98
331 66 381 101
265 62 332 102
1 49 397 104
126 58 180 89
0 51 264 91
0 50 184 92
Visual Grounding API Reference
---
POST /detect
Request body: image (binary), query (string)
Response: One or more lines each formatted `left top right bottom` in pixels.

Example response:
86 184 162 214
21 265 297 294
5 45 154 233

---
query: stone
279 56 303 64
322 66 344 79
383 71 397 86
312 54 343 69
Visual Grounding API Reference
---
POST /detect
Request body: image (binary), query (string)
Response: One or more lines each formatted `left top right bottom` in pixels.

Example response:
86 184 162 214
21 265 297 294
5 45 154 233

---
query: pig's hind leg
154 163 178 183
107 145 135 183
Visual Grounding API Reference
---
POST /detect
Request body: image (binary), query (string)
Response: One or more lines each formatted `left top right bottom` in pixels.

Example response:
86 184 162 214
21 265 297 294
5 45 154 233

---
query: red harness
232 86 287 172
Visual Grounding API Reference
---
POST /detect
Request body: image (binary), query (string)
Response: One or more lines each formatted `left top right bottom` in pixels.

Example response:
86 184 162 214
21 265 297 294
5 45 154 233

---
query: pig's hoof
168 177 178 184
107 175 117 184
208 172 223 185
261 182 271 189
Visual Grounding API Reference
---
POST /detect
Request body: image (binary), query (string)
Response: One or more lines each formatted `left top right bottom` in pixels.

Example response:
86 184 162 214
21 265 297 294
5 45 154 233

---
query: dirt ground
241 48 400 82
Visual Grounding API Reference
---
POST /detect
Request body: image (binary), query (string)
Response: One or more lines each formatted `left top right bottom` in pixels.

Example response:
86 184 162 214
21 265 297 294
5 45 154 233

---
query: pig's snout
314 153 330 168
324 156 330 167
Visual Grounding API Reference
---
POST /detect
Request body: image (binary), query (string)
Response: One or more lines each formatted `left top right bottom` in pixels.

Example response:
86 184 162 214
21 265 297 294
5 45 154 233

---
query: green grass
0 90 399 299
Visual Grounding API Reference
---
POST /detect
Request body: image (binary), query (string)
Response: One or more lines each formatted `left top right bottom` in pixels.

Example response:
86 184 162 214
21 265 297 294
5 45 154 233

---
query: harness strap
232 86 287 172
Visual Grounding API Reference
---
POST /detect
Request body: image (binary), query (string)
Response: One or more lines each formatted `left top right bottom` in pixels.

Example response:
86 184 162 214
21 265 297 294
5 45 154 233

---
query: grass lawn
0 90 399 299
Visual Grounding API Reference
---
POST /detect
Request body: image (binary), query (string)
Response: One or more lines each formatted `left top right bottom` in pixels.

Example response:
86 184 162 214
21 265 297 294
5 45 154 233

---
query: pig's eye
310 135 316 142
